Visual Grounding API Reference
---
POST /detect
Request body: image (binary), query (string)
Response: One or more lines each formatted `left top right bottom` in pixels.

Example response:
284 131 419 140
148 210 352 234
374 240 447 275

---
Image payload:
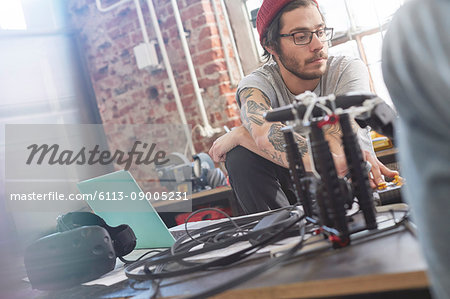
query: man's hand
363 151 399 188
209 127 249 162
209 130 238 162
333 151 398 189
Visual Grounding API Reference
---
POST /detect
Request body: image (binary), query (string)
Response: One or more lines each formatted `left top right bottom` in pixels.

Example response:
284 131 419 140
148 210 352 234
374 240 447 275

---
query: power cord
119 249 165 265
125 206 303 281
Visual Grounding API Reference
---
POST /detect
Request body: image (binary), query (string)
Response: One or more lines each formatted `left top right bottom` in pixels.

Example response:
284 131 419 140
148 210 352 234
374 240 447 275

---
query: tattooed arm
238 87 311 169
210 87 347 172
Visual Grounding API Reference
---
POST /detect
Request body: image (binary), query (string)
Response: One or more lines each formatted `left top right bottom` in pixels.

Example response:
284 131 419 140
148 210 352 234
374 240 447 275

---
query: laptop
77 170 175 249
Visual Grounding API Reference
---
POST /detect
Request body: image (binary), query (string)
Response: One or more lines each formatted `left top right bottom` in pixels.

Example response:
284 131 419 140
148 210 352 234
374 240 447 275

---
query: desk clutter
122 93 408 297
24 212 137 290
23 204 414 298
22 93 416 298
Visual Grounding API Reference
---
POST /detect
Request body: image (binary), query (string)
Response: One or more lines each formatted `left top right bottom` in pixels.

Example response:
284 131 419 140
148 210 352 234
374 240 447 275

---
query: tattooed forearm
294 134 308 157
323 124 343 147
268 124 287 152
261 148 284 165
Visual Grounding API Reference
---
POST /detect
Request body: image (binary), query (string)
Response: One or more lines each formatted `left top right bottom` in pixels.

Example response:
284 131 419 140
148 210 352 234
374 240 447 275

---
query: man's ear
263 38 277 58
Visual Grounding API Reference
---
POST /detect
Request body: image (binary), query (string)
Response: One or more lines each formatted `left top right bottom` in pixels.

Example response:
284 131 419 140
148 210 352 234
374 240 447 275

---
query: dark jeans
225 146 297 214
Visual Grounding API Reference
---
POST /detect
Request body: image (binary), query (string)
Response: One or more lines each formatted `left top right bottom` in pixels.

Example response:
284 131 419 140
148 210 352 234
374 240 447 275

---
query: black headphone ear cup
25 226 117 290
56 212 136 257
109 225 136 257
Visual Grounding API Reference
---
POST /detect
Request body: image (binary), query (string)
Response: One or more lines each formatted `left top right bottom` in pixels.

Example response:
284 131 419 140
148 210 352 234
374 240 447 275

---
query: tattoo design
246 101 266 125
261 148 285 166
240 88 254 103
240 88 269 133
241 104 251 132
294 134 308 157
323 123 344 148
268 124 287 152
261 91 271 108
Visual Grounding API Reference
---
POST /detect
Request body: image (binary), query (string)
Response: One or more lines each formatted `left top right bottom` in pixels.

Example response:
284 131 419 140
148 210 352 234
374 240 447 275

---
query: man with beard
209 0 397 213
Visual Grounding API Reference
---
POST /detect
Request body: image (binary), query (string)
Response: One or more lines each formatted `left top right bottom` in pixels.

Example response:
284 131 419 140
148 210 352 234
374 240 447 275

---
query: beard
278 50 328 80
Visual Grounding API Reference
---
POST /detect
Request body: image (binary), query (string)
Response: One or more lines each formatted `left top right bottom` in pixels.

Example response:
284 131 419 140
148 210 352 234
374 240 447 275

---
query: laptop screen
77 170 175 249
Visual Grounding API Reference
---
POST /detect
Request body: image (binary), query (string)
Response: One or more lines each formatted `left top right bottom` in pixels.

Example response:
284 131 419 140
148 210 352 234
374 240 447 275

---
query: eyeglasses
279 28 334 45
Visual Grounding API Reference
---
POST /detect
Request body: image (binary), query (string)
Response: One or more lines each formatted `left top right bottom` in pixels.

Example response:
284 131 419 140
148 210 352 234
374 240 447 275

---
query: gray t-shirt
236 55 375 153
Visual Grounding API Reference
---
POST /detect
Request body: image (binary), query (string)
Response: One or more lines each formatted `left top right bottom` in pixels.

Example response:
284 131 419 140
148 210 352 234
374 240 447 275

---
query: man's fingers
210 145 227 163
365 154 383 185
378 161 399 178
369 177 376 189
371 165 383 185
209 145 220 162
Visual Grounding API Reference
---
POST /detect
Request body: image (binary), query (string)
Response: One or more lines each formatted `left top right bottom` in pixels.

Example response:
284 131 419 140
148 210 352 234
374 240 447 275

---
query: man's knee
225 146 251 170
225 146 266 177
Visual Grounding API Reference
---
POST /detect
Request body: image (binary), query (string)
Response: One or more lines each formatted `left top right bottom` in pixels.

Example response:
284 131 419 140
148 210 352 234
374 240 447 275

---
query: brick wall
68 0 242 155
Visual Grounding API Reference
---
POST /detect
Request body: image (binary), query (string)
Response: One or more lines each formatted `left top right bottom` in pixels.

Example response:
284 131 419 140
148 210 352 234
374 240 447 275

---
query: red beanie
256 0 319 46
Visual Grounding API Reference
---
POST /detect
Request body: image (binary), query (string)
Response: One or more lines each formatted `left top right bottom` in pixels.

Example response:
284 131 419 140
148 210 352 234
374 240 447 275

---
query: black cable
119 249 165 265
183 219 307 299
169 206 295 259
126 207 409 298
125 207 302 280
182 207 245 245
141 212 301 279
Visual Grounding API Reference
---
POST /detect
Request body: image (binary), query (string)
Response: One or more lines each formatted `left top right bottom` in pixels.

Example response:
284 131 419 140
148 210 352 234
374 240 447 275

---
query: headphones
24 212 136 290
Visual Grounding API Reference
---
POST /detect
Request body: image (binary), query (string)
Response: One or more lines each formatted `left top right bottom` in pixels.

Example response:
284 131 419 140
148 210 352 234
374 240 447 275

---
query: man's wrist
233 125 247 144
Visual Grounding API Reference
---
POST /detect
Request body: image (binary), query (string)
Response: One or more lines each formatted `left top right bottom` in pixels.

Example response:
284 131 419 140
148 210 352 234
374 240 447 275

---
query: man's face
274 5 328 80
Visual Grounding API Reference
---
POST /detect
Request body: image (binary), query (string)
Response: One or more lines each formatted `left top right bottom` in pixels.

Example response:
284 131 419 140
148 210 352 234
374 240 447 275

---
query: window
323 0 406 105
0 0 104 245
0 0 27 30
244 0 264 58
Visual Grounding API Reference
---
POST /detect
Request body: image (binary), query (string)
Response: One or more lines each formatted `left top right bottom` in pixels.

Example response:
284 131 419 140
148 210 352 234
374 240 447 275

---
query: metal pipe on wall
144 0 196 154
96 0 224 151
95 0 131 12
133 0 150 44
96 0 150 47
95 0 195 154
169 0 222 137
96 0 195 154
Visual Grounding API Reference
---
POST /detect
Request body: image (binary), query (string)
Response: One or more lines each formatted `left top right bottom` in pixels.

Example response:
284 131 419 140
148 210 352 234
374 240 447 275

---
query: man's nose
309 33 324 51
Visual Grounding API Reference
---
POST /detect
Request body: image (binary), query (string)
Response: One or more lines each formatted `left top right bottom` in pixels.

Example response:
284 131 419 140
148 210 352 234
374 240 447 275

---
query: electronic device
374 175 404 205
77 170 176 249
265 92 400 248
156 152 227 193
265 92 397 141
24 212 136 290
120 93 408 299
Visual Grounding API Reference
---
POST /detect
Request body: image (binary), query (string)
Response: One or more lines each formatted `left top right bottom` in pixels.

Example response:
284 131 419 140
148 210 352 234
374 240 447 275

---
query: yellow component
177 183 189 193
377 182 387 190
371 130 394 152
370 130 379 139
393 175 404 186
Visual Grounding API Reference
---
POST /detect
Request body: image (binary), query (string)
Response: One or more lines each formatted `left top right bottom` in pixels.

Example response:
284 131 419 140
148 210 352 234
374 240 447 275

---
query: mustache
306 52 328 63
